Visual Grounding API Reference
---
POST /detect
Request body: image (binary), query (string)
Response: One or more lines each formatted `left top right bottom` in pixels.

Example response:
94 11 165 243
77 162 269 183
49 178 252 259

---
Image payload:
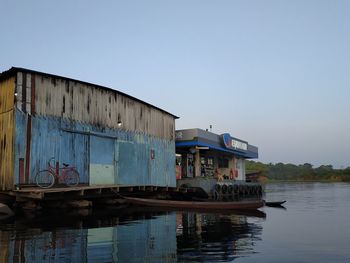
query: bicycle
35 157 80 188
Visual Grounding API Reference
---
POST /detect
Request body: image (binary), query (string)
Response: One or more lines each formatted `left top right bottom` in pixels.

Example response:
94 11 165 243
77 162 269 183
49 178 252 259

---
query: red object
176 166 182 180
229 169 235 179
56 161 59 177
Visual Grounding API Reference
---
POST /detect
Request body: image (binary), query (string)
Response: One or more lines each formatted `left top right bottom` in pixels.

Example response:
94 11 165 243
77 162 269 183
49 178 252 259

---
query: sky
1 0 350 168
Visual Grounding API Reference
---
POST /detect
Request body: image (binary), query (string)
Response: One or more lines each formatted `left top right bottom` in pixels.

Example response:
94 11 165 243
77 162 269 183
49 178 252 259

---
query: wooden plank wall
0 77 15 190
34 75 175 140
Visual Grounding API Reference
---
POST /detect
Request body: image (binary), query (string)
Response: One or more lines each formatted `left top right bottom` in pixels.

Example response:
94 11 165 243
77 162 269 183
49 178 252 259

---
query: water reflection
0 207 265 263
177 212 264 262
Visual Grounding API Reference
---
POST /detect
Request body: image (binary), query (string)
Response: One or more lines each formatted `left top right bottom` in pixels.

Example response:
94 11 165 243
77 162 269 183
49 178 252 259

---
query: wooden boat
265 200 286 207
124 197 264 210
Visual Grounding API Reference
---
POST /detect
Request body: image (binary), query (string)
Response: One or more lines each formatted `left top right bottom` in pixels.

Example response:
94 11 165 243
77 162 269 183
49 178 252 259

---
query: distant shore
262 178 350 183
247 160 350 183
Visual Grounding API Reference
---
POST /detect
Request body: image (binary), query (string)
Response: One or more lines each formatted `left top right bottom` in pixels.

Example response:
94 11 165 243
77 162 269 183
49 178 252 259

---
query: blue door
89 136 116 185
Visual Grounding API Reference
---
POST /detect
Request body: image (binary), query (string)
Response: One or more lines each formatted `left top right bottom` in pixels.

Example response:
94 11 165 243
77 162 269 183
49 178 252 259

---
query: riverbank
247 161 350 183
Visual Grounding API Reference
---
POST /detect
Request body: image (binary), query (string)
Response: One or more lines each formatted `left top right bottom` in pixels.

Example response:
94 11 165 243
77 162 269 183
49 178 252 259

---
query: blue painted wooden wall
14 110 176 187
8 228 88 263
4 213 177 263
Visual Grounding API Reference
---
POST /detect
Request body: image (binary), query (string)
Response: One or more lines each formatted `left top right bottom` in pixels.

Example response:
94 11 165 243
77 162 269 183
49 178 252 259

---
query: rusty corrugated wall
0 77 15 191
34 75 175 140
15 113 176 187
1 68 177 189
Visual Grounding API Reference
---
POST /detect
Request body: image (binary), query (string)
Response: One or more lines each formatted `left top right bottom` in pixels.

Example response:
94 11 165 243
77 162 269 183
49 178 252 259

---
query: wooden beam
16 191 44 200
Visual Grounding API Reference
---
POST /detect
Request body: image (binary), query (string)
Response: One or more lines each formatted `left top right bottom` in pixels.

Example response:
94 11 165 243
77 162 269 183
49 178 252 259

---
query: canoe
124 197 264 210
265 200 286 207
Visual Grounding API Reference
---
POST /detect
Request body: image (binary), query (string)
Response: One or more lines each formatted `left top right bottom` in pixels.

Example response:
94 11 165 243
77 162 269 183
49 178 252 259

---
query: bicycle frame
47 158 77 183
35 158 80 188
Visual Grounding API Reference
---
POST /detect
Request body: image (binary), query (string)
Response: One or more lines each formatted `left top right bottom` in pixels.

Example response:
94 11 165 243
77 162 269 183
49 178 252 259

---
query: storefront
175 129 258 181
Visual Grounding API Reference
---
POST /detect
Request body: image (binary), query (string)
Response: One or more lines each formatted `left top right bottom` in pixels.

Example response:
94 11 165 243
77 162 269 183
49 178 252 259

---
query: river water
1 182 350 263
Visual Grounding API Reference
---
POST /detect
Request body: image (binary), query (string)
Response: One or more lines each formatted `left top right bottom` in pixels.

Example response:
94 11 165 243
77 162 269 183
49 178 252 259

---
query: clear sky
1 0 350 168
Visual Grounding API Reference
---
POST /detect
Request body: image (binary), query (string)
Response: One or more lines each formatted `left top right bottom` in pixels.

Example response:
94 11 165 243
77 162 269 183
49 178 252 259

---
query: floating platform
2 185 193 202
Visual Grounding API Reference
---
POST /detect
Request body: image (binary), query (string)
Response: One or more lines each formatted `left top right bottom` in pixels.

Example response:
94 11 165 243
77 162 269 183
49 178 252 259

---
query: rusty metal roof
0 67 179 119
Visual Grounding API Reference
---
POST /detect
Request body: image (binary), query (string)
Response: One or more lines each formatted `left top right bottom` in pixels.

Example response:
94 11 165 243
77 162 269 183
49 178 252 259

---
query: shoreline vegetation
246 161 350 183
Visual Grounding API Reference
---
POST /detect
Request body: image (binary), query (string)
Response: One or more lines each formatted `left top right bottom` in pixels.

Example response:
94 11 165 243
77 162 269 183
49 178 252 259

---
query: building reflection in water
0 208 264 263
87 213 177 263
176 211 265 262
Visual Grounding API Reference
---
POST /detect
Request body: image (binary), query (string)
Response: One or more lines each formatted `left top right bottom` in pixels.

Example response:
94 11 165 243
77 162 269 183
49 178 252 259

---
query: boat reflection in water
0 208 265 263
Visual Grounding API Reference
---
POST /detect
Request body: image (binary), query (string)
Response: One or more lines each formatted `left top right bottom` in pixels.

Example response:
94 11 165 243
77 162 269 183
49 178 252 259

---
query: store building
175 129 258 182
0 67 178 191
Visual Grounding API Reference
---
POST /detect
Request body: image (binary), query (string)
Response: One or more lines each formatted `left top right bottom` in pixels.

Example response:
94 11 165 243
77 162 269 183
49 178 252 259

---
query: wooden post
19 158 25 184
25 115 32 184
194 148 200 177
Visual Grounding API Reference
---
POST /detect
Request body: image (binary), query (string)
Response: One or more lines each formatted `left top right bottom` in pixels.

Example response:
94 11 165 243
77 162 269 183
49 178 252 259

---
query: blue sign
221 133 248 151
222 133 232 148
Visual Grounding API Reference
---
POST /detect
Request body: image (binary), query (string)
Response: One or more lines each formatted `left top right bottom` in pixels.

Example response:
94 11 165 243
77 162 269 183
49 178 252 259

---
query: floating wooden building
0 67 178 192
175 129 259 196
175 128 258 180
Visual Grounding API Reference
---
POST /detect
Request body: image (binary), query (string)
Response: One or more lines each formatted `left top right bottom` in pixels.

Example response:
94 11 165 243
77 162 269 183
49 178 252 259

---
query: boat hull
125 197 264 210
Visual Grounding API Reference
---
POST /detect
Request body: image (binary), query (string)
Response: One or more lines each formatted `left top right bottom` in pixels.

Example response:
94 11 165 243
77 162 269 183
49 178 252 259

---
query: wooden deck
5 185 180 201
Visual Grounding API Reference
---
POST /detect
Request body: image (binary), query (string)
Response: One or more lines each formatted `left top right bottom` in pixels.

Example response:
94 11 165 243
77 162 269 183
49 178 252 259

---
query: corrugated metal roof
0 67 179 119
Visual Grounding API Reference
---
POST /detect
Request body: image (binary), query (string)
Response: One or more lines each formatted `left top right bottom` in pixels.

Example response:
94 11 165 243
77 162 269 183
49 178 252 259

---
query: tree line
246 161 350 182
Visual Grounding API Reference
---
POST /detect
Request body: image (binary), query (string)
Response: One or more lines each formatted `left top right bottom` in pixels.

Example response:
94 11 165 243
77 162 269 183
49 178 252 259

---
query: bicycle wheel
64 169 79 187
35 170 55 188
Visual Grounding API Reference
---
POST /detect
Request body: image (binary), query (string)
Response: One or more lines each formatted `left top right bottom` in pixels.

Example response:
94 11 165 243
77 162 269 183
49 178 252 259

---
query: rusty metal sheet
34 75 175 140
0 77 15 190
15 113 176 187
3 68 177 190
